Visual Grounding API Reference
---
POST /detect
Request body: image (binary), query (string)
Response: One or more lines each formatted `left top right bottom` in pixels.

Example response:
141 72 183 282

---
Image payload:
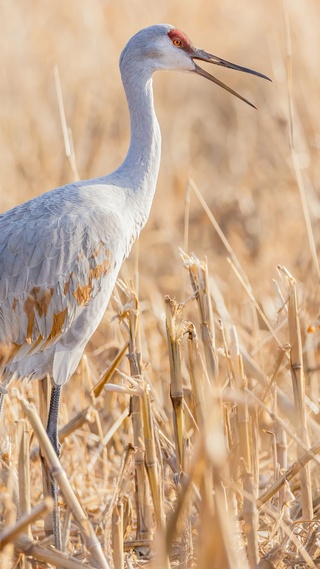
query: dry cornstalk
140 384 166 532
122 286 153 541
0 406 20 569
275 419 288 511
164 390 240 567
278 266 313 518
16 533 97 569
0 497 53 549
139 384 171 568
0 503 16 569
17 420 32 569
260 505 317 568
16 420 33 569
164 295 186 473
61 509 72 553
181 251 218 382
103 444 135 560
202 418 248 569
91 342 128 398
165 434 206 556
127 369 153 541
17 420 32 542
16 392 111 569
112 501 124 569
242 466 259 569
57 404 95 440
167 416 247 569
243 350 320 438
229 327 251 473
31 405 95 461
88 408 130 471
187 323 210 429
271 355 288 518
199 475 249 569
257 436 320 508
229 327 258 568
54 65 80 182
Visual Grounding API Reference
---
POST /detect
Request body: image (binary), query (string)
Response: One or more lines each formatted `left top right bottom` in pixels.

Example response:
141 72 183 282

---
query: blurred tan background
1 0 320 319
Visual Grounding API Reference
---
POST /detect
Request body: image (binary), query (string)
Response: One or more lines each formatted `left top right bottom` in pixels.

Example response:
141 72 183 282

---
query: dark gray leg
0 392 4 419
0 384 8 421
46 385 62 550
46 385 62 457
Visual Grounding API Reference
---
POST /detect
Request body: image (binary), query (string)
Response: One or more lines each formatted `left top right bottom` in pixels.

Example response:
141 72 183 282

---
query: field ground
1 1 320 567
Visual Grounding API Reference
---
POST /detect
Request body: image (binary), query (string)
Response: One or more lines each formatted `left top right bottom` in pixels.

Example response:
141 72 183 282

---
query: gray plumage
0 182 128 385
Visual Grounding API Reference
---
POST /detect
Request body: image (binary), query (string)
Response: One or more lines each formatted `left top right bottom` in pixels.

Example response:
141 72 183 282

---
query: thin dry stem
122 286 154 541
278 266 313 518
164 295 186 473
54 65 80 181
16 533 97 569
16 392 110 569
112 501 124 569
187 323 210 429
91 343 128 398
181 252 218 382
0 497 54 549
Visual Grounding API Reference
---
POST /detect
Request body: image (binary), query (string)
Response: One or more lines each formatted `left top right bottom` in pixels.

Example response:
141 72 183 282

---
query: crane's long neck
116 65 161 232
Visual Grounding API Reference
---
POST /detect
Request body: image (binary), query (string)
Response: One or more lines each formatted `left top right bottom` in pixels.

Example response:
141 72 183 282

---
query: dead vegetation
1 1 320 567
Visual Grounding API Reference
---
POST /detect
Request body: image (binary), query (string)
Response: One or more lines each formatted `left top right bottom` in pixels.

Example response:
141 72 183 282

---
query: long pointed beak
192 49 271 109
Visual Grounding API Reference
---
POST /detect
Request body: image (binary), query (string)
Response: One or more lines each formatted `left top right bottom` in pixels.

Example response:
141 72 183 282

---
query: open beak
192 49 271 109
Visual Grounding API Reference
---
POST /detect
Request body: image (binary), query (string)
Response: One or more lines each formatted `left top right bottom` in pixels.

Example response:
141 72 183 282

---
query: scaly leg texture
0 382 8 421
46 384 62 550
0 392 4 420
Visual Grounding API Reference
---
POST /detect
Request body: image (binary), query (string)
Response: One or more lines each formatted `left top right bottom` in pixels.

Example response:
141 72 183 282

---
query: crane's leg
47 385 62 457
0 393 4 419
46 384 62 550
0 383 8 421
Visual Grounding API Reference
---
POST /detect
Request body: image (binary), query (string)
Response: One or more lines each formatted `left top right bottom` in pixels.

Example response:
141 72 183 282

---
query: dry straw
2 1 320 567
2 249 320 568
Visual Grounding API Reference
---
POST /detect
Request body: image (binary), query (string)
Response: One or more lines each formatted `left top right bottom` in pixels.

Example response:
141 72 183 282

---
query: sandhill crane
0 24 270 546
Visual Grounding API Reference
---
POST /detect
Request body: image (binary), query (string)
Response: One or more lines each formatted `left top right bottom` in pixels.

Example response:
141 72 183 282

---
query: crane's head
120 24 271 108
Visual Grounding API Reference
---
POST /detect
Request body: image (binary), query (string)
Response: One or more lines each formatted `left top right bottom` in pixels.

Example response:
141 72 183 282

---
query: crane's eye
173 38 182 47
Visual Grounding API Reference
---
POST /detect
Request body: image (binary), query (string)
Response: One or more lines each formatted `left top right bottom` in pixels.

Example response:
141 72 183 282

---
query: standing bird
0 24 270 545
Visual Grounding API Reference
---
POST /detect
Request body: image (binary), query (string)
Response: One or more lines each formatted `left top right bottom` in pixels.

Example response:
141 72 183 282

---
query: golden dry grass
1 1 320 567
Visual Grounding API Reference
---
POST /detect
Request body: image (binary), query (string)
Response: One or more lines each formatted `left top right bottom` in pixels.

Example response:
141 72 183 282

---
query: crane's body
0 37 161 389
0 158 159 385
0 24 270 548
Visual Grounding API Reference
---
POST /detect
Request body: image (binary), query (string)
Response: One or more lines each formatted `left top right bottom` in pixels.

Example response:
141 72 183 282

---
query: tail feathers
53 346 83 386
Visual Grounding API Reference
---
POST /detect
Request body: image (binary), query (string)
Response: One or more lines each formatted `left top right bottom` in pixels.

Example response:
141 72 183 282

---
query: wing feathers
0 187 125 373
